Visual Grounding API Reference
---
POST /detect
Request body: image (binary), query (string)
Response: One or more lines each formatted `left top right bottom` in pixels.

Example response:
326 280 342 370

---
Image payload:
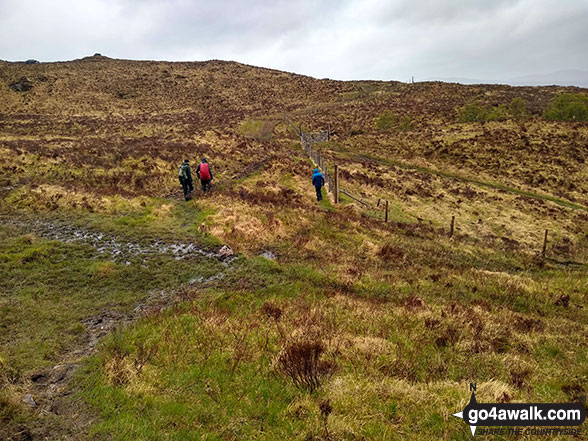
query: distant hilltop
430 69 588 88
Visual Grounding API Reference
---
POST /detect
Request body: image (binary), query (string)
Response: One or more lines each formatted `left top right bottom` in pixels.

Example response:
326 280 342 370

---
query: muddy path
23 277 227 441
0 215 237 264
0 215 238 440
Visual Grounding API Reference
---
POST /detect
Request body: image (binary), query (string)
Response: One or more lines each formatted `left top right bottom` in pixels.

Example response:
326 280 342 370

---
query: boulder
24 59 39 64
23 394 36 407
217 245 234 260
9 77 33 92
260 250 276 260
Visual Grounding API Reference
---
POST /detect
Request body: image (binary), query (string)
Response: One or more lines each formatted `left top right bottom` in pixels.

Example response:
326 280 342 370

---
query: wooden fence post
334 164 339 204
450 215 455 237
327 123 331 140
385 200 389 223
542 229 548 257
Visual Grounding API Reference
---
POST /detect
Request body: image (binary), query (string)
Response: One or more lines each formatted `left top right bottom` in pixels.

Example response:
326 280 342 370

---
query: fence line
284 114 335 201
283 114 562 260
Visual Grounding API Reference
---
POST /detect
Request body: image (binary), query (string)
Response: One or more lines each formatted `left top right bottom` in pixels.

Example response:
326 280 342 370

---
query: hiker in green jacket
178 159 194 200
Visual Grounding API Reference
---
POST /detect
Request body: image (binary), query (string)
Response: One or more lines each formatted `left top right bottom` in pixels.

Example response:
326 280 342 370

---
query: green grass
237 118 275 141
2 202 586 440
49 198 220 246
343 151 588 213
74 249 587 439
0 225 223 374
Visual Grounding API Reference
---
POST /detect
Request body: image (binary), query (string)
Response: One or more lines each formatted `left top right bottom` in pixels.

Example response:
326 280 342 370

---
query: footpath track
0 214 238 440
0 215 236 264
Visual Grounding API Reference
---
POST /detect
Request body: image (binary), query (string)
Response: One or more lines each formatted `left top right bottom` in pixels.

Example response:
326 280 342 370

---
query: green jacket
178 163 193 184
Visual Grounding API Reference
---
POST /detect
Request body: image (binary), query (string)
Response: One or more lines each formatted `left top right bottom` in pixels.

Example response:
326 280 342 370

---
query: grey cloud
373 0 518 25
0 0 587 83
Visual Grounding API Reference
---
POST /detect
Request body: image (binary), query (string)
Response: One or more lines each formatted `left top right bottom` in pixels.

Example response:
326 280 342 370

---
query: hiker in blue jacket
312 168 325 201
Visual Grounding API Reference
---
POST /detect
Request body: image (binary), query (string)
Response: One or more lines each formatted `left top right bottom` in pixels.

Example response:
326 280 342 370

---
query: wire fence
284 115 335 200
282 114 579 260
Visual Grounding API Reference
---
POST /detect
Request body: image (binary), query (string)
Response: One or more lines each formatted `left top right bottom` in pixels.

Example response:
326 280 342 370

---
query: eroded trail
0 215 237 264
0 215 237 440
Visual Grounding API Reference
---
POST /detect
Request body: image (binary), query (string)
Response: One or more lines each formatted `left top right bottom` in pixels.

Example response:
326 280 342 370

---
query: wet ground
0 214 237 440
0 215 237 264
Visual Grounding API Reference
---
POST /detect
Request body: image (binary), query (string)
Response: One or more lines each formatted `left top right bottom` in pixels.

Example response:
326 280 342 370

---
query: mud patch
0 215 237 439
0 216 237 264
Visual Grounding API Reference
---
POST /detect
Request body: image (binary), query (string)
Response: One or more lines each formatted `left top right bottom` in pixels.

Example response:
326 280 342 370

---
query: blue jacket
312 168 324 188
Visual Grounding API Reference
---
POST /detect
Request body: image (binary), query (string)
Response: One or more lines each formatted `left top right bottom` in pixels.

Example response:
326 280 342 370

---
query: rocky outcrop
9 77 33 92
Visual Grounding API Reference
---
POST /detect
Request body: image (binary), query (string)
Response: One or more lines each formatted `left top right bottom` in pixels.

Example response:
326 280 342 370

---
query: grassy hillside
1 56 587 440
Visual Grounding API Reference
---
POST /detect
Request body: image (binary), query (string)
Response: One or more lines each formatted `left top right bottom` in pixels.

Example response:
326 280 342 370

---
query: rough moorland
1 56 587 440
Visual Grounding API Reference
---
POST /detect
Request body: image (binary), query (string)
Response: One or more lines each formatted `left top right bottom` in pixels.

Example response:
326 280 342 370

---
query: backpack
178 163 188 180
199 163 210 180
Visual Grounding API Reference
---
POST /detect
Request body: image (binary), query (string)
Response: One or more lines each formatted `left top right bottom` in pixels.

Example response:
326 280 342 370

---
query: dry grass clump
276 338 336 392
266 299 340 392
377 243 406 261
260 301 283 321
208 200 294 251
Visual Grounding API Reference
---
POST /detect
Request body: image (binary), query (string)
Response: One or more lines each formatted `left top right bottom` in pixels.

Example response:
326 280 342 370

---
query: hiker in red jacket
196 158 213 192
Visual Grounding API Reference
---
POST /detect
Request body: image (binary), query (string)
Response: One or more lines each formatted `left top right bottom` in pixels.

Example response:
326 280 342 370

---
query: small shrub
277 338 335 392
486 104 509 121
375 110 398 131
319 399 332 438
435 325 459 347
261 301 282 320
561 381 586 403
510 365 533 389
133 340 158 377
377 244 405 260
398 116 413 131
543 93 588 121
509 97 527 119
375 112 412 131
458 102 488 122
459 101 522 122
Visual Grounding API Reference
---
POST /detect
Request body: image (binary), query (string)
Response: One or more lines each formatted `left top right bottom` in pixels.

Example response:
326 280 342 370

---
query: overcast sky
1 0 587 82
